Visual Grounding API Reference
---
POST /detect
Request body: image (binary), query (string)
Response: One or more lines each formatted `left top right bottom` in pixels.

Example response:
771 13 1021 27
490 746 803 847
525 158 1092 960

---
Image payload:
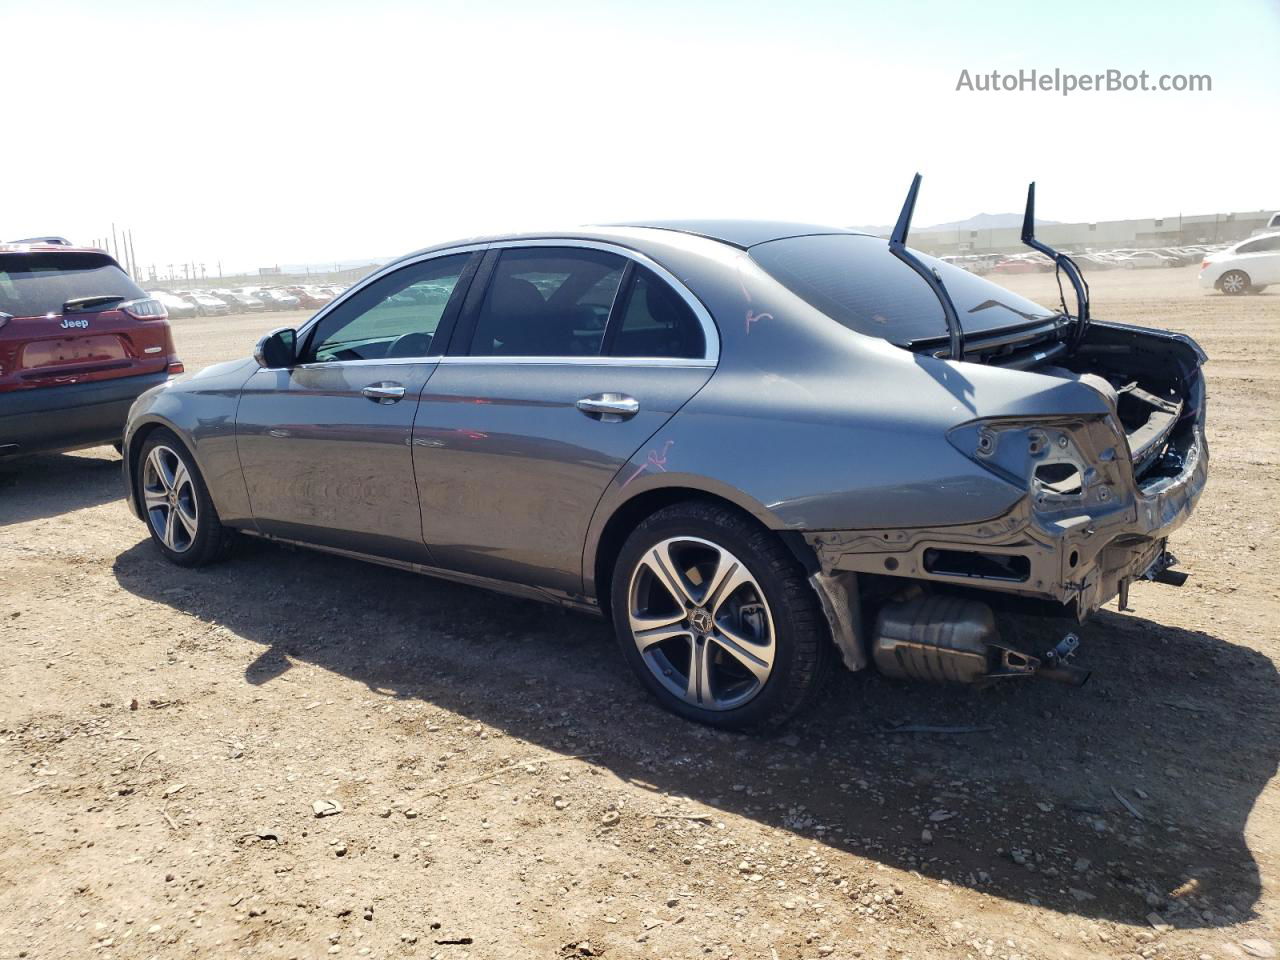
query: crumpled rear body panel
806 413 1207 622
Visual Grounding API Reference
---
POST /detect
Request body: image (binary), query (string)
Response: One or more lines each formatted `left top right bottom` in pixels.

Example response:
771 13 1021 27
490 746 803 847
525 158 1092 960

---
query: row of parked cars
942 232 1280 295
944 243 1230 276
147 283 350 319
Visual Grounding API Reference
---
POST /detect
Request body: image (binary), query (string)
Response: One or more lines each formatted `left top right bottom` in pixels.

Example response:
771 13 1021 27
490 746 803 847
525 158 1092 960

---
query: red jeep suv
0 240 183 457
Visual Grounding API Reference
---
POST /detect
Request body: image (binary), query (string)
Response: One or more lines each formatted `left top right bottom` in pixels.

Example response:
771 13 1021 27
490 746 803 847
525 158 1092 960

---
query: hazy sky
6 0 1279 273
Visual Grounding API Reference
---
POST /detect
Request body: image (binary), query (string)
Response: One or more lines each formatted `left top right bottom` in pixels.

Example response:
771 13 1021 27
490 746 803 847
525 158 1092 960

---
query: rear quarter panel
580 235 1112 596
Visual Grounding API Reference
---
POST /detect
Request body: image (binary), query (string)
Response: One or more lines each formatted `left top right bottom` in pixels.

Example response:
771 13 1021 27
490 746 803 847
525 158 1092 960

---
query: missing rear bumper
804 417 1205 621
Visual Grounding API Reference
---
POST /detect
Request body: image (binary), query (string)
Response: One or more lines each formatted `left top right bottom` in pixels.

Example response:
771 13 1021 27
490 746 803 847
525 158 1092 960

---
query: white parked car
147 290 197 319
1199 232 1280 295
1118 250 1178 269
1250 213 1280 237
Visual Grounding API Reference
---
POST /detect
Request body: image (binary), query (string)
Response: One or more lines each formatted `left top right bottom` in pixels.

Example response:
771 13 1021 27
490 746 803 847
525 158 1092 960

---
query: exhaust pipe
873 595 1089 687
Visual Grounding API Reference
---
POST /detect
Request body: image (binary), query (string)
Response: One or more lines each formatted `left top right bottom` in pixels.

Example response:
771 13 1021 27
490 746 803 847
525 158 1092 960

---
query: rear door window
0 253 145 318
467 248 625 357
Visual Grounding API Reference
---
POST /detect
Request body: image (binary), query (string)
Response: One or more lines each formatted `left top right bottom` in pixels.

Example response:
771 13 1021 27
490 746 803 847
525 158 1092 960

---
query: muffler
872 594 1089 686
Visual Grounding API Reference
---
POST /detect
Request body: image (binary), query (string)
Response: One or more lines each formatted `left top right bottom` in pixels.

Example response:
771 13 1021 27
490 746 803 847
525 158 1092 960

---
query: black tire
610 500 832 731
1219 270 1251 295
135 427 232 567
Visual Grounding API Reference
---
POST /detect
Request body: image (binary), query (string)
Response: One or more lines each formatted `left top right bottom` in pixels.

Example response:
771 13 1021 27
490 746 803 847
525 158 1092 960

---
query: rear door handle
362 382 406 404
576 393 639 421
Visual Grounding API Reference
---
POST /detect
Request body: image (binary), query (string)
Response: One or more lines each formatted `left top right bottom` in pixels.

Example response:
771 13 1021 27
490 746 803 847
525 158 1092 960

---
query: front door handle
576 393 639 422
362 382 406 404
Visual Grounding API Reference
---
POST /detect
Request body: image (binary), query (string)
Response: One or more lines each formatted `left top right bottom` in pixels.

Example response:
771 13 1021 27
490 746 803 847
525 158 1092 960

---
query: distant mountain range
850 212 1060 236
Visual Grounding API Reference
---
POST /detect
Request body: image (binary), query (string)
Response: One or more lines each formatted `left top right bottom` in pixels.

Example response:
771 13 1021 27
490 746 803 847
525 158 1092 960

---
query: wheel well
126 422 177 509
591 488 818 619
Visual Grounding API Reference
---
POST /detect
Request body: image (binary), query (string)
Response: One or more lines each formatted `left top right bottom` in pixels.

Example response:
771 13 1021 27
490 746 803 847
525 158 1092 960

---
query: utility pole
127 229 139 281
217 260 222 279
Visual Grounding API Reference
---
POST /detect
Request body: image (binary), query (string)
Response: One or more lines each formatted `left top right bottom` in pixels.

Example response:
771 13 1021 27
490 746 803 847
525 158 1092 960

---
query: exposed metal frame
1020 182 1091 353
888 173 965 361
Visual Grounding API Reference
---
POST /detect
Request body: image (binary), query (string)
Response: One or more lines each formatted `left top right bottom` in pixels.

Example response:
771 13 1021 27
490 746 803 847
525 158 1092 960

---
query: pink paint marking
621 440 674 489
745 309 772 334
737 259 771 335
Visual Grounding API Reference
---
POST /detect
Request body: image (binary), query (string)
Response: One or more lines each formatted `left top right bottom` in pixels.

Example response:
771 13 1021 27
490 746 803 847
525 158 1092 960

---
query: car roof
386 222 871 273
609 220 863 249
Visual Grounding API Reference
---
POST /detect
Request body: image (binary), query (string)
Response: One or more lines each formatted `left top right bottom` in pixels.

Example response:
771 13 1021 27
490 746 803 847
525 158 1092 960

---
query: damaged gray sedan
122 178 1208 730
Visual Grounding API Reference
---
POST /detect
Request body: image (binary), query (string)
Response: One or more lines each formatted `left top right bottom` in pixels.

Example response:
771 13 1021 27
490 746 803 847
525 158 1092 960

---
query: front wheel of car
1220 270 1251 295
136 428 231 567
611 501 832 731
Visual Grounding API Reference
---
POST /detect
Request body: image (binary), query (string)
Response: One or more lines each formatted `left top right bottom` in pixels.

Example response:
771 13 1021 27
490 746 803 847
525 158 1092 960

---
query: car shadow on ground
111 535 1278 930
0 448 123 527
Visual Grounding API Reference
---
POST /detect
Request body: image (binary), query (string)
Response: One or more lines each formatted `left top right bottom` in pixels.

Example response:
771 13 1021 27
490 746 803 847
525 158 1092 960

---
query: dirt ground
2 264 1277 960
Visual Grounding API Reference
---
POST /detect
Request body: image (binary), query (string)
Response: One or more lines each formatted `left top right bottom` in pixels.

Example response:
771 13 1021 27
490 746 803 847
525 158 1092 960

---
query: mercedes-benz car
121 186 1208 730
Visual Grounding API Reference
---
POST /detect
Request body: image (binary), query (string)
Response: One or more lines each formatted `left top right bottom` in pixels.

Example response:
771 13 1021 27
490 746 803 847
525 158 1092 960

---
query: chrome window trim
292 355 715 370
439 355 715 368
292 237 720 366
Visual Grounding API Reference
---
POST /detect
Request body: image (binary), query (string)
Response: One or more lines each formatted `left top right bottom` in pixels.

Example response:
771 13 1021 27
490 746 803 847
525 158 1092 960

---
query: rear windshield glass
0 253 144 318
750 233 1056 345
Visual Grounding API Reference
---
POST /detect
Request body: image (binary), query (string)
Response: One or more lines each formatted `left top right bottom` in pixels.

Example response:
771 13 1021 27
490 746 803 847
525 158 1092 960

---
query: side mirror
254 328 297 369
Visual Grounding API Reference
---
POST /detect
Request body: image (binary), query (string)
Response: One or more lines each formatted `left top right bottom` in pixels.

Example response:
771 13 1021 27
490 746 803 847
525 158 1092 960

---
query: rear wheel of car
610 501 832 731
135 428 230 567
1220 270 1251 295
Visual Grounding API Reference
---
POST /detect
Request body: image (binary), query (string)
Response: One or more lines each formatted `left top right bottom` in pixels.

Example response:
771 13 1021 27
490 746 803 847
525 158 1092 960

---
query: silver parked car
121 187 1208 730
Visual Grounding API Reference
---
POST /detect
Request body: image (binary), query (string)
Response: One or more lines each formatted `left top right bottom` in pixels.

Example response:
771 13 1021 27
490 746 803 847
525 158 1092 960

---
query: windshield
750 233 1058 346
0 252 144 318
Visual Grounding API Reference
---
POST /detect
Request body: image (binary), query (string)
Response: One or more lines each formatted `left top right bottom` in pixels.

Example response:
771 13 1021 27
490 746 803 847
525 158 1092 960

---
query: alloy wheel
1220 271 1249 295
141 445 199 553
627 536 776 711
